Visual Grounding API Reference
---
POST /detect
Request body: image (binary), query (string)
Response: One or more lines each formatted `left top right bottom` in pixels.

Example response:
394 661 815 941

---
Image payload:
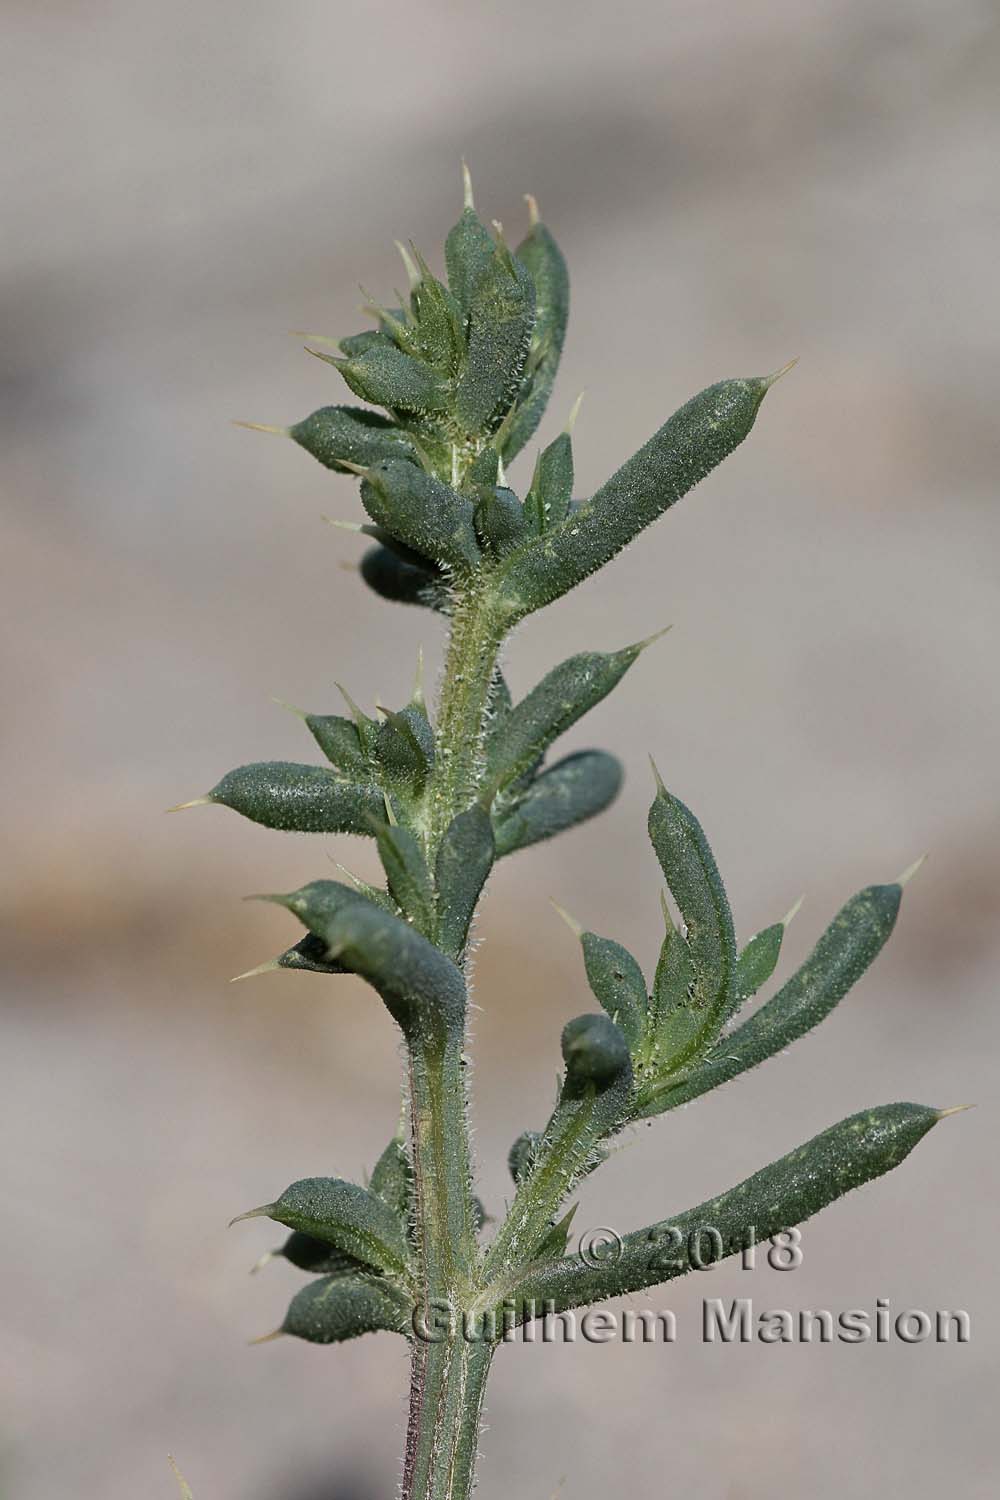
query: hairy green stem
425 580 509 852
402 1336 494 1500
403 585 508 1500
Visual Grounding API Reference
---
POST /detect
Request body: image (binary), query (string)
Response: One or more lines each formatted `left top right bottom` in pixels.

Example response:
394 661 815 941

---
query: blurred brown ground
1 2 998 1497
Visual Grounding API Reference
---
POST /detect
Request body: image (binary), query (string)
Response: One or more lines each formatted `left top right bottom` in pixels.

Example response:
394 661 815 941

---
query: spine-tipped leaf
641 881 904 1116
282 1273 410 1344
374 822 435 933
358 544 446 610
486 640 647 794
580 932 648 1050
647 780 736 1068
499 377 775 616
326 343 448 415
513 1103 943 1314
733 921 786 1005
493 750 623 857
280 879 467 1034
454 246 536 434
361 460 481 571
289 406 416 473
503 218 570 460
205 763 383 834
237 1177 411 1277
523 430 573 533
434 805 495 958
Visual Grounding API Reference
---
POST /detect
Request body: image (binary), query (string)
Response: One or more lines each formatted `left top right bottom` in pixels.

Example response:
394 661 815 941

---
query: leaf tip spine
896 853 928 888
781 894 805 928
761 356 799 391
550 899 584 940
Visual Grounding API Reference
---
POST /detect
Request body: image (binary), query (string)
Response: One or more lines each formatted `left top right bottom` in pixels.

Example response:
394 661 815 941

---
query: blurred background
2 1 997 1496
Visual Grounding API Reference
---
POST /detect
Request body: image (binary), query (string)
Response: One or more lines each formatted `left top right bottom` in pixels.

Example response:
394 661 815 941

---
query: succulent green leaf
359 544 446 610
512 1103 944 1315
374 821 436 932
493 750 623 857
507 1129 542 1185
434 805 495 958
502 218 570 460
733 922 785 1006
640 882 904 1116
408 262 465 373
280 879 467 1034
580 932 648 1050
473 486 528 556
524 430 573 534
467 446 501 487
374 703 435 790
454 246 536 435
205 763 383 834
282 1273 410 1344
486 640 646 795
275 932 349 975
301 713 368 778
647 780 736 1069
499 377 775 617
361 460 482 571
289 405 416 473
239 1176 411 1276
275 1230 372 1277
444 205 497 315
368 1136 413 1222
649 903 695 1037
324 343 449 414
531 1203 578 1264
338 327 394 359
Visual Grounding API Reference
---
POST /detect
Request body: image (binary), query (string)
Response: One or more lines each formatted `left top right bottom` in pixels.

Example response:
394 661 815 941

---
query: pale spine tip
659 889 676 932
936 1104 976 1119
321 515 365 532
228 1204 274 1228
271 696 307 720
248 1328 286 1346
461 158 474 210
383 792 398 826
781 895 805 928
565 391 585 434
231 421 289 437
395 239 421 290
230 958 280 984
761 357 799 390
168 1456 194 1500
249 1249 277 1274
306 347 346 369
166 796 212 813
550 899 584 940
635 624 673 652
648 755 666 794
896 854 928 888
525 192 540 227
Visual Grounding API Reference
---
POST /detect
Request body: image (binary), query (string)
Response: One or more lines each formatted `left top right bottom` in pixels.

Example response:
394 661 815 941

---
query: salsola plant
175 167 955 1500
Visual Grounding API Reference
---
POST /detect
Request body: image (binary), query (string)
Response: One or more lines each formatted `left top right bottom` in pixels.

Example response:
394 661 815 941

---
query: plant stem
425 580 508 853
401 1336 494 1500
402 582 509 1500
